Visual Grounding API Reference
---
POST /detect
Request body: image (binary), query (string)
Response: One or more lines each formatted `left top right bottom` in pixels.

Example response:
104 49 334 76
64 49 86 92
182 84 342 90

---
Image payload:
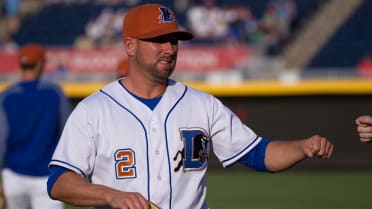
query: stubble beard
153 56 177 84
135 52 177 85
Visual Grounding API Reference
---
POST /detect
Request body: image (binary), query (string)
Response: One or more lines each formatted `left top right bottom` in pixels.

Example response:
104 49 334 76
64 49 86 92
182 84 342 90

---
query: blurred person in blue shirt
0 43 72 209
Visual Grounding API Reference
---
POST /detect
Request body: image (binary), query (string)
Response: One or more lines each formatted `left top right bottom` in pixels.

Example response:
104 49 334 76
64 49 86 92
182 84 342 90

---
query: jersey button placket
148 117 169 202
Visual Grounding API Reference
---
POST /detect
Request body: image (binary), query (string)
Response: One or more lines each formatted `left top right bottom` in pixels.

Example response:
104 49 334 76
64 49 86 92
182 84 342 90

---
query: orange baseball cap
123 4 193 40
19 44 45 65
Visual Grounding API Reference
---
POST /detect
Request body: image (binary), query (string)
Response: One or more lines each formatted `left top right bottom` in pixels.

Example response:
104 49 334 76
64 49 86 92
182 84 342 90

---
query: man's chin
155 69 174 81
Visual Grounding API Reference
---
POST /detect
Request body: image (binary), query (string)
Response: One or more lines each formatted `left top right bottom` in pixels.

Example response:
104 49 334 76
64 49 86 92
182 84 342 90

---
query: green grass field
65 170 372 209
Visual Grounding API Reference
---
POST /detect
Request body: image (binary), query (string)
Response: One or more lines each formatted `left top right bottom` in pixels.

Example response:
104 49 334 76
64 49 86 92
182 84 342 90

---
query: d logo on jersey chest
173 128 209 172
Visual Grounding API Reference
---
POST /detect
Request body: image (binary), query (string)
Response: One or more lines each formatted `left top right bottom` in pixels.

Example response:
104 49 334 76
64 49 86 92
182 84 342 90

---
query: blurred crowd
76 0 297 56
0 0 298 56
75 7 126 49
45 0 138 5
186 0 296 56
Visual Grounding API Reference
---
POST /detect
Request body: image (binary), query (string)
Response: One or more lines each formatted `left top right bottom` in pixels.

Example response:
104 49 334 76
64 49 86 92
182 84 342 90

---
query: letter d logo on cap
158 7 175 23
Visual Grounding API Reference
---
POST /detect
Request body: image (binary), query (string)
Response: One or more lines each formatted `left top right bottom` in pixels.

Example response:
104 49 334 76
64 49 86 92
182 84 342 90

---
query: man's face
134 34 179 83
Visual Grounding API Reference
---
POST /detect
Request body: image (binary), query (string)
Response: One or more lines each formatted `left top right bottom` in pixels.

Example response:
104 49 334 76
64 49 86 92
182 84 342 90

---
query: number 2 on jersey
115 149 136 179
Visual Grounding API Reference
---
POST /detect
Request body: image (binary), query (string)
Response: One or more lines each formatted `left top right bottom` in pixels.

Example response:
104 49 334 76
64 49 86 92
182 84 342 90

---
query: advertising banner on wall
0 46 251 74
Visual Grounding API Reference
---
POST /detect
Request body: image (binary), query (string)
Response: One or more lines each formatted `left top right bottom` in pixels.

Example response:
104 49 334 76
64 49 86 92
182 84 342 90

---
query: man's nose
161 41 178 53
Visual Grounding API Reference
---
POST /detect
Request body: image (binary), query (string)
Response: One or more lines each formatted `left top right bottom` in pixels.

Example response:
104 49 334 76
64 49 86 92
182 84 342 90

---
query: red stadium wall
0 45 252 74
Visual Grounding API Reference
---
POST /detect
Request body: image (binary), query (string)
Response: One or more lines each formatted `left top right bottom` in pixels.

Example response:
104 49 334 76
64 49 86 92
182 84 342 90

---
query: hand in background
356 115 372 143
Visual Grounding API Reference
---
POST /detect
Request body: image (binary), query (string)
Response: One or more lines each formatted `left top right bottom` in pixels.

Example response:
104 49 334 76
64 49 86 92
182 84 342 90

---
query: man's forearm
51 171 111 206
264 140 307 172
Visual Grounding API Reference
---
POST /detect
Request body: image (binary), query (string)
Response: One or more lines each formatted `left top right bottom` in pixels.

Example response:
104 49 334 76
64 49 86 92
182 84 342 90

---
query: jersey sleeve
49 101 97 177
209 97 262 167
239 139 271 172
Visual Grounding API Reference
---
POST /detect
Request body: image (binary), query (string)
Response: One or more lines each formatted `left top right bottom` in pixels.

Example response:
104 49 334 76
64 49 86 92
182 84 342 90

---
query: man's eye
142 36 178 44
155 38 177 44
154 38 168 43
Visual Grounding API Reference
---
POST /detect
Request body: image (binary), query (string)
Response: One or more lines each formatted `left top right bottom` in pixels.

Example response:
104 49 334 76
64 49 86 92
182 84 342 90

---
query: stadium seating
307 0 372 69
10 0 319 47
6 0 372 71
12 3 106 46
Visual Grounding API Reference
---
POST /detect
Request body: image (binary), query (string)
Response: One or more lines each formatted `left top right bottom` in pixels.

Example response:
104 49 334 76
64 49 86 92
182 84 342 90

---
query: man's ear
124 38 136 57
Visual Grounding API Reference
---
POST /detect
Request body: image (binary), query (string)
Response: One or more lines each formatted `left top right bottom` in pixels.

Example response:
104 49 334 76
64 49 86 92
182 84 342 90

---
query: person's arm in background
264 135 333 172
355 115 372 143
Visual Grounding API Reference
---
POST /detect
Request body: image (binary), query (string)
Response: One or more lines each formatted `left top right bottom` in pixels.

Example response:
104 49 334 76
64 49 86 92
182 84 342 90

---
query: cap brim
136 28 193 41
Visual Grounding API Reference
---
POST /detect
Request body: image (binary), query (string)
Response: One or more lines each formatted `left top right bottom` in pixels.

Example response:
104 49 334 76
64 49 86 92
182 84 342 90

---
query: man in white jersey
47 3 334 209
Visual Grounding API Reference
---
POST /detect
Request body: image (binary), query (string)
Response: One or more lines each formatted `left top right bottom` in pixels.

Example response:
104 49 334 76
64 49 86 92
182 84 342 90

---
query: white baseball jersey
50 79 262 209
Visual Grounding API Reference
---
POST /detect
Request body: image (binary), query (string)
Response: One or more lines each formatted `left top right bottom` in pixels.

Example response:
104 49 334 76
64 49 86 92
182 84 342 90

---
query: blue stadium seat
308 0 372 68
13 3 109 46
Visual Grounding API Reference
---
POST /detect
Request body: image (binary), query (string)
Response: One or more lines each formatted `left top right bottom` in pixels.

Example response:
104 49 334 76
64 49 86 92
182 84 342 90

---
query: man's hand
356 115 372 143
301 135 334 159
105 190 149 209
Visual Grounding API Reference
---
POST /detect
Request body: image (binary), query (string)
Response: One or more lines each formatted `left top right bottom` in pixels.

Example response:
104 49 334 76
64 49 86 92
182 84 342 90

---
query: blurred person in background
355 115 372 143
84 8 126 48
186 0 229 42
0 43 72 209
259 0 296 56
116 57 128 79
225 5 260 45
4 0 21 34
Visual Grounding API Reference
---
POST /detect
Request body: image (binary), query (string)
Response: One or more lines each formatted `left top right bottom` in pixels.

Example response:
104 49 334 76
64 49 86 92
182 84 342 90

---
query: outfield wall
220 94 372 171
